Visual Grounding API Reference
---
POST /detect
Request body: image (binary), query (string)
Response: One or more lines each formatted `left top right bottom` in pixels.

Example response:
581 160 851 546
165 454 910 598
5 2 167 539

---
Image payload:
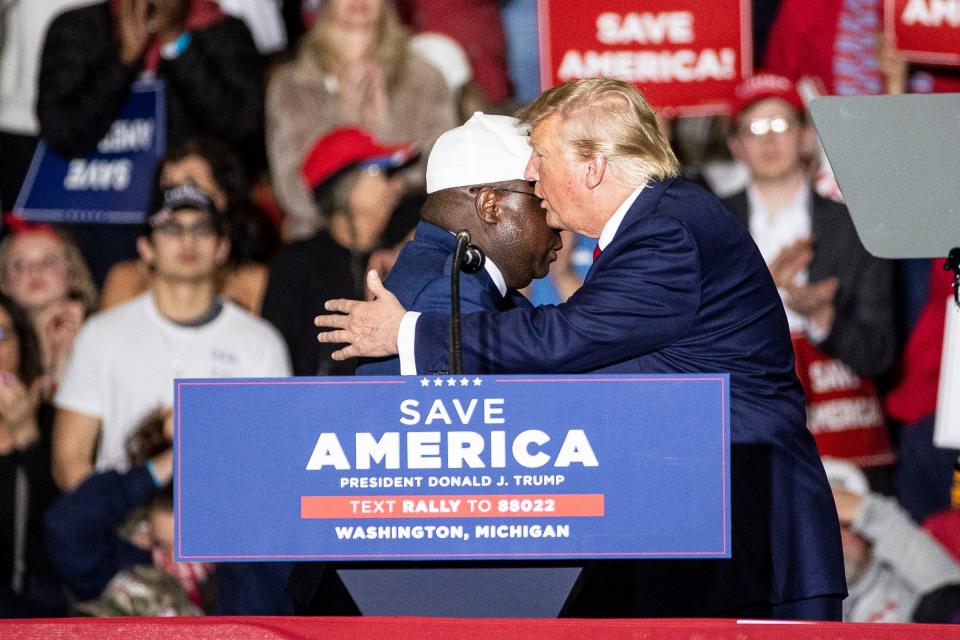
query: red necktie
593 244 602 262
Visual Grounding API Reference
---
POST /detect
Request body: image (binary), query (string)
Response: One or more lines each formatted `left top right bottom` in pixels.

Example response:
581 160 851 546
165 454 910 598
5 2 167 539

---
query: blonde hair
518 77 679 188
0 230 98 314
302 1 409 89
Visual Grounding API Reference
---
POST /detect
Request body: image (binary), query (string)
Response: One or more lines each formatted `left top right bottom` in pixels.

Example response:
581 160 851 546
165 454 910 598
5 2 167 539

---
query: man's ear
584 155 606 190
136 236 155 266
474 187 501 225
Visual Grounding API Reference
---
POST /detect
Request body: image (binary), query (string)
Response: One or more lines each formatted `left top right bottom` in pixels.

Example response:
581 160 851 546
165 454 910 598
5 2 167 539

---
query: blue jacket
411 178 846 616
45 467 293 614
358 220 531 375
45 467 154 601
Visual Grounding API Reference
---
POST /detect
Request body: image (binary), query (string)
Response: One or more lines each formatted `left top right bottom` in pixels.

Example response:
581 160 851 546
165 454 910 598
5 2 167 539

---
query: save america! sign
537 0 752 115
174 374 730 562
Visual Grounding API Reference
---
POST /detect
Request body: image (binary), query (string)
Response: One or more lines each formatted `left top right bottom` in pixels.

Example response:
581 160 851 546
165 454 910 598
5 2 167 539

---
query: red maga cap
300 127 418 192
729 73 804 121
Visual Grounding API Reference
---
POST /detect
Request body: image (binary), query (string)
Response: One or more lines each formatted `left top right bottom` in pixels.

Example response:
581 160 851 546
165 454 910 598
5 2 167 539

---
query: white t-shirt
55 292 292 472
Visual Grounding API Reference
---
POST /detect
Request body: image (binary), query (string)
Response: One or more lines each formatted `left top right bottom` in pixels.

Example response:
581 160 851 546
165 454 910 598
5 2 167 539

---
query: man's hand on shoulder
315 271 406 360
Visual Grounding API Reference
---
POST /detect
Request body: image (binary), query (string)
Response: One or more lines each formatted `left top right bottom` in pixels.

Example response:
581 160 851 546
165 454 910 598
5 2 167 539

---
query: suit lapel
585 178 676 282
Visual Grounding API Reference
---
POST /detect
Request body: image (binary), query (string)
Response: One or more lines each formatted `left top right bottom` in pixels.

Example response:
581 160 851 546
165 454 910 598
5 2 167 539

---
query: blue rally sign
175 374 730 562
14 79 166 224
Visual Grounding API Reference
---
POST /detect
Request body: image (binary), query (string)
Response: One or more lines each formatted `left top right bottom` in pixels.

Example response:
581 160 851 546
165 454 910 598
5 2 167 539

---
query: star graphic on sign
433 378 443 387
460 377 469 386
420 378 430 387
472 377 483 386
447 378 457 387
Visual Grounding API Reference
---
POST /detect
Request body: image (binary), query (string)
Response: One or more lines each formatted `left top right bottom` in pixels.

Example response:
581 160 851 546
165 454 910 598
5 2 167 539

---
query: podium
809 93 960 449
175 374 730 617
336 566 580 616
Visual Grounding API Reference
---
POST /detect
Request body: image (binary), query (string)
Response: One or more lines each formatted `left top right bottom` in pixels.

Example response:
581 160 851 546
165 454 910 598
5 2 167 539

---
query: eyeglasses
153 221 218 240
741 116 797 137
9 254 65 276
0 327 16 342
490 188 540 200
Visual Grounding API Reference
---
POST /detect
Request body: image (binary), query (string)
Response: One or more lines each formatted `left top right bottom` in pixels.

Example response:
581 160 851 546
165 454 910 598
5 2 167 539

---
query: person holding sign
315 77 846 620
34 0 265 285
37 0 263 159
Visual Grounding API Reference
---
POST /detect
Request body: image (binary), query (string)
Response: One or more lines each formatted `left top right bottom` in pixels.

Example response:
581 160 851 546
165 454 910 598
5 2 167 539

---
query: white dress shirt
746 184 825 339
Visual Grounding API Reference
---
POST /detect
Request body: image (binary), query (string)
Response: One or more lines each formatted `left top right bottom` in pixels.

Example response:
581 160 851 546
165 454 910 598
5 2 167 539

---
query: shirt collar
484 256 507 297
746 182 811 221
597 187 645 252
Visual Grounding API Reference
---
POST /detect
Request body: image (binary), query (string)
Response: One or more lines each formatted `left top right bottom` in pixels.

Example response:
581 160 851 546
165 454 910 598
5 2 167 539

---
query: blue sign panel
175 374 730 562
14 79 166 224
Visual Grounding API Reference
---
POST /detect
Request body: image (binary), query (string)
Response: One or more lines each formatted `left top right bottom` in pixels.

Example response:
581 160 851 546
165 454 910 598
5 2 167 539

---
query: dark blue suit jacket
358 221 531 375
413 178 846 616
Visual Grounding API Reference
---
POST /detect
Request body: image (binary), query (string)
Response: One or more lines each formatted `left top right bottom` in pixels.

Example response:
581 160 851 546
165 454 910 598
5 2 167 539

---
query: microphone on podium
457 231 486 274
451 230 485 374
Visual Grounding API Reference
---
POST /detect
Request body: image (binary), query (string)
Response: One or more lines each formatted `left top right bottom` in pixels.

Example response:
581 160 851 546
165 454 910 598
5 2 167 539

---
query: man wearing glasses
52 184 290 493
724 73 896 468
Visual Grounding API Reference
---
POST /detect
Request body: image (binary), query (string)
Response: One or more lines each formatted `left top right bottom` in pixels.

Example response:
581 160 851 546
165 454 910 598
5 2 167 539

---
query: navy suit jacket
358 221 531 375
413 178 846 616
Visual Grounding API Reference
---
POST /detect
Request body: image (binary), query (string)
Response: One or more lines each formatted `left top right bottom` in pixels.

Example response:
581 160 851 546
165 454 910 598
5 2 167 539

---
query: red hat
729 73 804 121
2 213 54 235
301 127 418 192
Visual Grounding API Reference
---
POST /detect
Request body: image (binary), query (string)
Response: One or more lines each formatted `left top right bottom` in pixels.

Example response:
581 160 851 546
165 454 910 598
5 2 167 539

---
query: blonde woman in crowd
266 0 456 241
0 227 96 399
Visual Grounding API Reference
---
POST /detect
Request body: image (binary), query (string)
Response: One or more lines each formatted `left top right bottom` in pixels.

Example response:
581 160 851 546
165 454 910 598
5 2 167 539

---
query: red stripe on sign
300 494 604 519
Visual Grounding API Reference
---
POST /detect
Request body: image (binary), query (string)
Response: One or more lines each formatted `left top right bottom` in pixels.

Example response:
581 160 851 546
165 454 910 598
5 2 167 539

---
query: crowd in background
0 0 959 623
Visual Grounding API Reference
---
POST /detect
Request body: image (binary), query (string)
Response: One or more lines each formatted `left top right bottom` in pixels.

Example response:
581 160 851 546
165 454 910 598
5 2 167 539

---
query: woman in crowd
100 137 280 314
0 227 97 400
37 0 263 160
35 0 266 284
0 293 66 616
266 0 456 241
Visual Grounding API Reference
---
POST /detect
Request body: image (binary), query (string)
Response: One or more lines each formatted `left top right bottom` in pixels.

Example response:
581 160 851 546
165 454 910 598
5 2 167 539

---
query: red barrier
2 616 957 640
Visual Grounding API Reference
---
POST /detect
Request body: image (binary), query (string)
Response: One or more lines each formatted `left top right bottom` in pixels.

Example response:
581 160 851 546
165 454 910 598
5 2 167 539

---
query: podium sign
175 374 730 562
537 0 752 115
14 79 166 224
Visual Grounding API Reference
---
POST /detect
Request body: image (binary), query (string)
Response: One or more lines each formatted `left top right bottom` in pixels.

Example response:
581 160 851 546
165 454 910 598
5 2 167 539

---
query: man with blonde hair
315 77 846 620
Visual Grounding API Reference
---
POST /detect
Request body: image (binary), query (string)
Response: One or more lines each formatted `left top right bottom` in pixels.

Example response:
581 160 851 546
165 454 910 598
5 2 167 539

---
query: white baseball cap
426 112 532 194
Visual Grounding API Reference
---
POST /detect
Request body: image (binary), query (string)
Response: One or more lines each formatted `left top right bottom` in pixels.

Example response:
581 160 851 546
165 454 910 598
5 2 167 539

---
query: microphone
450 230 484 374
457 231 486 273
